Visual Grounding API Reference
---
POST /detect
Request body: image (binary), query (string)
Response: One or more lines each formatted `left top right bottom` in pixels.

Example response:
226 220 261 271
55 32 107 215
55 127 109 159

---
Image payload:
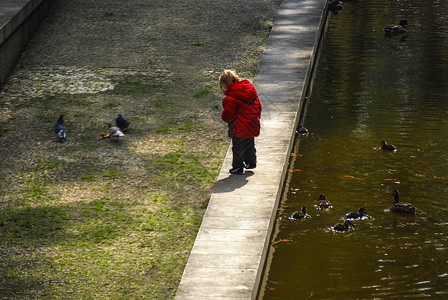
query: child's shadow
213 171 254 193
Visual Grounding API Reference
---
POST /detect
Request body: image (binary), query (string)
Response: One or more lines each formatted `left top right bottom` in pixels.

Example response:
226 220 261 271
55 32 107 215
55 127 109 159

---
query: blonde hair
219 70 240 92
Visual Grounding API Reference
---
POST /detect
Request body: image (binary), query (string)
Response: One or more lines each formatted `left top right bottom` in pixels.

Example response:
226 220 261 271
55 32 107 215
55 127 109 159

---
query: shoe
229 167 244 175
245 163 256 169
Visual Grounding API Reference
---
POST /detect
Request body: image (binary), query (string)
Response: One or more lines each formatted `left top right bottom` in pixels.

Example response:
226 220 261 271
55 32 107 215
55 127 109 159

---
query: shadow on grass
0 197 202 298
0 196 155 245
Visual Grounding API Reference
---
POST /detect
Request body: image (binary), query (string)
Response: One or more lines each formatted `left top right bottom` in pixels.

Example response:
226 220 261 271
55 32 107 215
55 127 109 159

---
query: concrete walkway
175 0 327 299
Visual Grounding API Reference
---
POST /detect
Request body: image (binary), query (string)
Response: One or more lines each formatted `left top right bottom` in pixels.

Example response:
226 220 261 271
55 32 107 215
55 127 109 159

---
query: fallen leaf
279 239 291 242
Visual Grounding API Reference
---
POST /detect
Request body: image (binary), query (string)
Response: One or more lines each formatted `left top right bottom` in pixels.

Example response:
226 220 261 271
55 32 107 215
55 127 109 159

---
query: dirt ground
0 0 279 298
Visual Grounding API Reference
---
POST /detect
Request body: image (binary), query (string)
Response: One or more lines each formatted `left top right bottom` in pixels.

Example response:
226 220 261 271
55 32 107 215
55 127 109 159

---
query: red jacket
221 80 261 138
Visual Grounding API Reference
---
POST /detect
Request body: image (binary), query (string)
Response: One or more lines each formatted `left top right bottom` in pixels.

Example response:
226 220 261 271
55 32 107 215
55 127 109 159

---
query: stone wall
0 0 55 88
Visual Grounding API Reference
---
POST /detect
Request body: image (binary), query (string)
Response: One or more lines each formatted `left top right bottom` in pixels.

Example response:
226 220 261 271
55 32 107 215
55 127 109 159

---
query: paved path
175 0 327 299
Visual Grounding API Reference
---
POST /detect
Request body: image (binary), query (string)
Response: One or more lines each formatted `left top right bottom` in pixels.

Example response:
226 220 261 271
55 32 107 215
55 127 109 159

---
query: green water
260 0 448 298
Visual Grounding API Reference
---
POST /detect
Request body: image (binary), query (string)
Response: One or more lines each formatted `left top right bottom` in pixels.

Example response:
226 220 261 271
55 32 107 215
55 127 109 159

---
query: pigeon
115 114 130 131
108 123 125 141
54 114 67 143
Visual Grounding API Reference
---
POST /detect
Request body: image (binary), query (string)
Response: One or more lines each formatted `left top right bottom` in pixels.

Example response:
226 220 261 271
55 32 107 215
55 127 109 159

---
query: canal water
259 0 448 298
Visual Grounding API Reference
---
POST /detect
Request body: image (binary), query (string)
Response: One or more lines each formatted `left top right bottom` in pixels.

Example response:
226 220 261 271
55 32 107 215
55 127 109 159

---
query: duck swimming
290 206 307 220
346 207 366 220
317 194 332 209
297 125 309 136
332 220 354 232
390 189 415 214
381 140 397 151
328 0 343 15
384 20 408 35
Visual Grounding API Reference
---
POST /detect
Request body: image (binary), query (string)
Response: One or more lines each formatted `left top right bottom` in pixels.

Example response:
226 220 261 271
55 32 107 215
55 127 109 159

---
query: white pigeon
108 123 125 140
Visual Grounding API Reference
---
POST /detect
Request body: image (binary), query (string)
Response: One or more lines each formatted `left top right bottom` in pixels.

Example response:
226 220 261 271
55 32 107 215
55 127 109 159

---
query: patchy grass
0 92 228 299
114 80 166 95
193 86 211 98
0 196 203 298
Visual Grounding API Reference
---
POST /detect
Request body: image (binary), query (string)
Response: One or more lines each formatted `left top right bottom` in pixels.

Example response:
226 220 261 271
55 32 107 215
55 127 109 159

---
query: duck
115 114 130 132
297 125 309 136
381 140 397 151
328 0 343 14
332 220 354 232
54 114 67 143
390 189 416 214
346 207 366 220
317 194 332 209
384 20 408 35
108 123 125 141
290 206 307 220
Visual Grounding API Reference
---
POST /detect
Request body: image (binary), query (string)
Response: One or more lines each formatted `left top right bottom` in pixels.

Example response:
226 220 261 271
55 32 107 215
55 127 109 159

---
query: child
219 70 262 175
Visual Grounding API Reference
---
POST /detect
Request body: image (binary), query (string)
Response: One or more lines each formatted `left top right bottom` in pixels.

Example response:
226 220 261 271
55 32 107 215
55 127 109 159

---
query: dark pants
232 136 256 169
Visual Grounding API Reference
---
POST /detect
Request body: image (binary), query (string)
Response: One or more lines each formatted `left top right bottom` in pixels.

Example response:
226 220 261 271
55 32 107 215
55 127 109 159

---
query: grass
0 144 210 297
36 159 62 170
193 86 210 98
0 98 227 298
114 80 166 95
155 152 220 184
0 197 202 298
0 0 278 298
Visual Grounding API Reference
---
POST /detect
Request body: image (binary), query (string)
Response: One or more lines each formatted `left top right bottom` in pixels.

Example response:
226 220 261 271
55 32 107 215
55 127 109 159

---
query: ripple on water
261 0 448 298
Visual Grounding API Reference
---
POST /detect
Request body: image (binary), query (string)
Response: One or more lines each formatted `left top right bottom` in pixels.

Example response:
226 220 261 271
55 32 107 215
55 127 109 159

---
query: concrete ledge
0 0 55 88
175 0 328 299
1 0 41 44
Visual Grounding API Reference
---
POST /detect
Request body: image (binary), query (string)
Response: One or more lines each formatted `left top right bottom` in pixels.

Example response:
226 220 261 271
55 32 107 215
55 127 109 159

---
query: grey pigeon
115 114 130 131
54 114 67 143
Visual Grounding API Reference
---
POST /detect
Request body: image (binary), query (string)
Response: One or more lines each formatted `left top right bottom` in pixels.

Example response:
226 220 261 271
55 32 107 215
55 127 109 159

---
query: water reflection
260 0 448 298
